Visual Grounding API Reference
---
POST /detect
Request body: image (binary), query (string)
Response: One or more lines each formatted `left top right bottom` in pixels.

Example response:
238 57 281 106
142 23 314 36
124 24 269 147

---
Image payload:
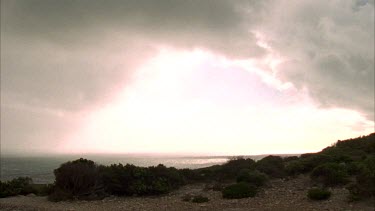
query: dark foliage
50 158 104 201
178 168 202 182
256 156 285 178
101 163 184 196
220 157 256 179
222 182 257 199
347 156 375 199
307 188 331 200
322 133 375 161
236 169 268 187
0 177 35 198
190 158 256 182
310 163 348 186
283 156 299 162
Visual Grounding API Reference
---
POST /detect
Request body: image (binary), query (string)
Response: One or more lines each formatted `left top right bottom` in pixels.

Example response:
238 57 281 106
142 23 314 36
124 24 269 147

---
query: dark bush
222 182 257 199
310 163 348 186
307 188 331 200
283 156 299 162
178 168 202 182
0 177 35 198
236 169 268 187
285 160 306 176
256 156 285 178
51 158 103 201
30 184 54 196
218 158 256 181
101 163 184 196
299 154 334 173
347 156 375 199
192 195 209 203
346 162 361 176
149 164 184 189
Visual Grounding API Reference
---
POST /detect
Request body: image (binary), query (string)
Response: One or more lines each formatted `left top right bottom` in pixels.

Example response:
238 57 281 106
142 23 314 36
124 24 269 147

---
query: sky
1 0 374 156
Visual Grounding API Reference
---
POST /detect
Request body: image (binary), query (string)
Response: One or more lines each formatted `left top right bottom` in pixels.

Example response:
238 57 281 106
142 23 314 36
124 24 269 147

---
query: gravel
0 175 374 211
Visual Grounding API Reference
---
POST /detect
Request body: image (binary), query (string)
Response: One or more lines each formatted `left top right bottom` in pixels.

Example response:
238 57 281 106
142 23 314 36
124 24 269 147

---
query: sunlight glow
60 48 374 155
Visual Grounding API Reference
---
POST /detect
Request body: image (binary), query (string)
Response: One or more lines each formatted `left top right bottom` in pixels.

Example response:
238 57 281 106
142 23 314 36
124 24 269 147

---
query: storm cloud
1 0 374 155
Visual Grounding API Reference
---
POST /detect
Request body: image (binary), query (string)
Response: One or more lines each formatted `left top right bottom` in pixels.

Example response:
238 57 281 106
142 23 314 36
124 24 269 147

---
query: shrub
347 156 375 199
218 158 256 181
346 162 361 176
222 182 257 199
178 168 202 182
307 188 331 200
285 160 306 176
31 184 54 196
192 195 209 203
0 177 35 198
256 156 285 178
283 156 299 162
51 158 103 201
299 154 334 173
236 169 268 187
101 163 184 196
310 163 348 186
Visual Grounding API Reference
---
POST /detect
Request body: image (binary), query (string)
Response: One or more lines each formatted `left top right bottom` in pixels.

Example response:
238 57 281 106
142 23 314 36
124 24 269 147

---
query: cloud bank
1 0 373 154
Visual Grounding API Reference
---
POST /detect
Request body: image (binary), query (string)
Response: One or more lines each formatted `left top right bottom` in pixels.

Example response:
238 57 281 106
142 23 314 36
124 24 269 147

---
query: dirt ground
0 175 374 211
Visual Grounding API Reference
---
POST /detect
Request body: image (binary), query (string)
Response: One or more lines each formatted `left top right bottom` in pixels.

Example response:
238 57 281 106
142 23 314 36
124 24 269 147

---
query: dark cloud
261 0 374 120
1 0 267 112
2 0 266 57
1 0 373 154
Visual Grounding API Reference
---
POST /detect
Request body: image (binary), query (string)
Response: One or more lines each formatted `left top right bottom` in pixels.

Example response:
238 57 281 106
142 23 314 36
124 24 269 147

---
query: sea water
0 154 274 184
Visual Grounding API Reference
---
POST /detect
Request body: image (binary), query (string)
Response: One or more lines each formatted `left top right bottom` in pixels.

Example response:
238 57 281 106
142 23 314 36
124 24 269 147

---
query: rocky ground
0 175 374 211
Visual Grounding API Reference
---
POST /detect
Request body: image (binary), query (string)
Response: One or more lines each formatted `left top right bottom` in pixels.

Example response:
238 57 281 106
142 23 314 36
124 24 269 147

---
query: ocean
0 154 283 184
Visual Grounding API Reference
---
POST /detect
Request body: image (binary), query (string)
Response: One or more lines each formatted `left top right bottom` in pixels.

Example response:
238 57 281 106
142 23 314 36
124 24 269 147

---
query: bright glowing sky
1 0 374 156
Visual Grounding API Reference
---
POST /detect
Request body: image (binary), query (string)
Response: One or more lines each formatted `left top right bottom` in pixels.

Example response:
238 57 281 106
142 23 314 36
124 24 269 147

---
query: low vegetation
1 133 374 203
307 188 331 200
310 163 348 186
256 155 285 178
236 169 268 187
222 182 257 199
0 177 53 198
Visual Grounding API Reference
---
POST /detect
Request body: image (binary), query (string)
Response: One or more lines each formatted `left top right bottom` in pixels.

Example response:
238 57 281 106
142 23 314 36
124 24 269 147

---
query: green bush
299 154 334 173
310 163 348 186
0 177 35 198
51 158 104 201
307 188 331 200
192 195 209 203
178 168 202 182
283 156 299 162
222 182 257 199
236 169 268 187
217 158 256 181
101 163 184 196
347 156 375 199
256 156 285 178
31 184 54 196
285 160 306 176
